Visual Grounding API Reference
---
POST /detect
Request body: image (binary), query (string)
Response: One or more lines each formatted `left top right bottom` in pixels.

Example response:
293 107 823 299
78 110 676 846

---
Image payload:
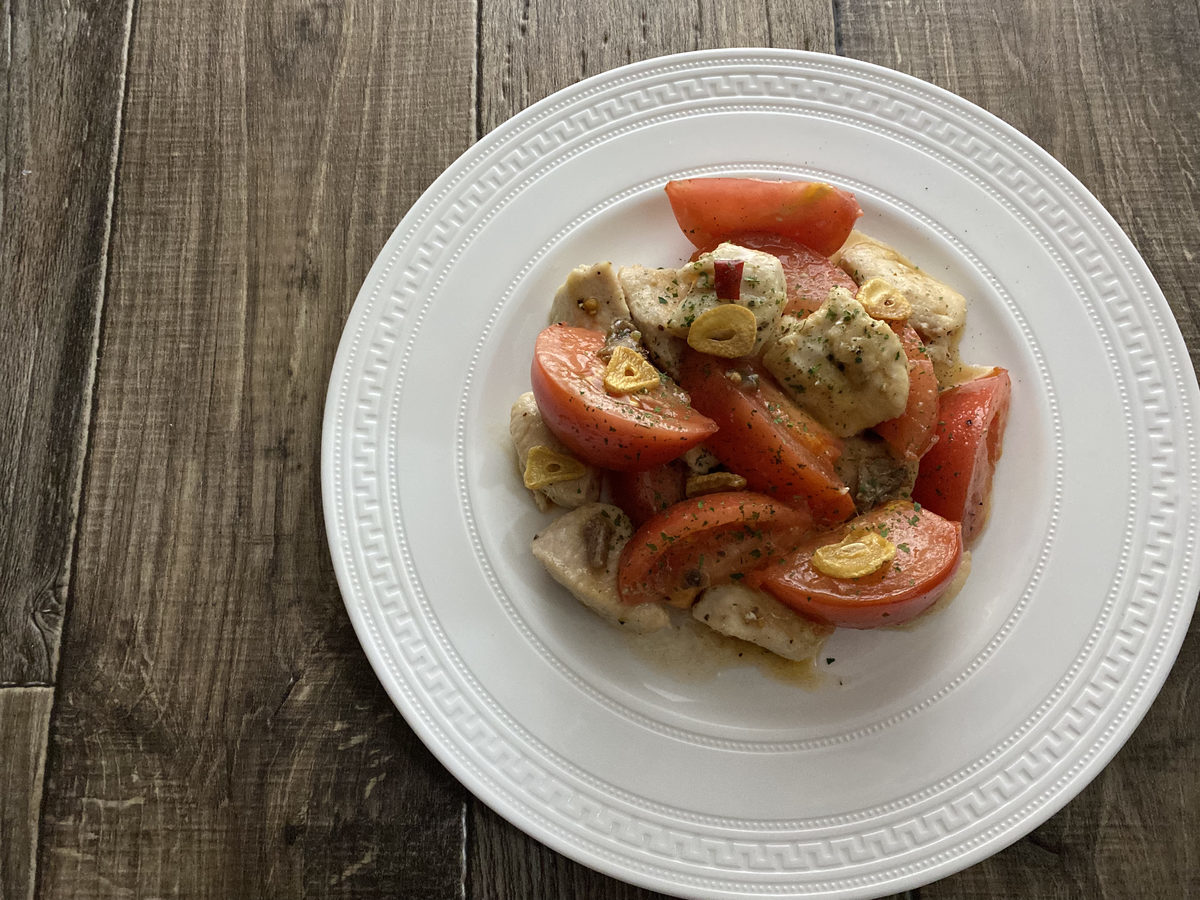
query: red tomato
762 501 963 628
618 492 813 606
912 368 1011 543
530 325 717 471
873 325 940 461
609 461 688 527
689 232 859 316
665 178 862 257
677 353 856 525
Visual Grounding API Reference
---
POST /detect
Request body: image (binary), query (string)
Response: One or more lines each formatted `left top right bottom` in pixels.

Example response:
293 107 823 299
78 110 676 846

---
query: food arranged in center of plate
510 177 1011 670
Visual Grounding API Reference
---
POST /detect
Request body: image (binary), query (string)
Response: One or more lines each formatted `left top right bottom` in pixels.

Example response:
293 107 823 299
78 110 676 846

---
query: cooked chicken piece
835 433 919 512
618 265 689 378
667 243 787 354
762 287 909 437
692 584 832 661
509 393 601 511
681 445 721 475
835 232 967 379
548 261 631 332
531 504 669 633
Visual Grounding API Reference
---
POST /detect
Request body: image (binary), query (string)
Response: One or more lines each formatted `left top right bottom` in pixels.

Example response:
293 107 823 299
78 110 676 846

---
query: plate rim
322 47 1200 898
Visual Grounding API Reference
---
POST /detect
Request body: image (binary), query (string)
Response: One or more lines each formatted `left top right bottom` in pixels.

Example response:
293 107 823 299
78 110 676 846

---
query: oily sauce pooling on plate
509 177 1010 669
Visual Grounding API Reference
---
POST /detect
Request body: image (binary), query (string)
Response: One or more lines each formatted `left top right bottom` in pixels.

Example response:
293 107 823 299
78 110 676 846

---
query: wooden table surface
2 1 1197 897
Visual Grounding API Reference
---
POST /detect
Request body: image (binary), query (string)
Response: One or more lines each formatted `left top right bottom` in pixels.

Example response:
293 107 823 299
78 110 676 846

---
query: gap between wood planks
15 4 139 900
830 0 846 55
54 0 138 675
474 0 484 143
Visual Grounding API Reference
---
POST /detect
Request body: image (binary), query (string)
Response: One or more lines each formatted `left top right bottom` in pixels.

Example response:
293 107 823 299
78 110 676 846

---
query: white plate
322 50 1200 898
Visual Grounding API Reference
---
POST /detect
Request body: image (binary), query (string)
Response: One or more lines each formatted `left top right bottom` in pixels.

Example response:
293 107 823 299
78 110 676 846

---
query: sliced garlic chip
686 303 758 358
856 277 913 322
685 471 748 497
811 530 896 579
603 345 660 395
523 445 587 490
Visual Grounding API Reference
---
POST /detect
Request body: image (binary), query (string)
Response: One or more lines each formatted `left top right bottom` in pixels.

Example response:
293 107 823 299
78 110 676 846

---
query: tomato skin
762 501 963 628
689 232 859 317
530 325 718 471
618 492 814 606
777 242 861 316
911 368 1010 544
677 353 856 525
665 178 862 257
873 325 940 461
609 461 688 527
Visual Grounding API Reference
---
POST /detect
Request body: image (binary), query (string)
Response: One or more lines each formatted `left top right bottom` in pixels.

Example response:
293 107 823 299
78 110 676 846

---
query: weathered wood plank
0 0 131 684
1 3 132 898
471 2 838 895
0 688 53 900
839 0 1200 896
838 0 1200 366
469 805 674 900
478 0 836 134
35 1 476 896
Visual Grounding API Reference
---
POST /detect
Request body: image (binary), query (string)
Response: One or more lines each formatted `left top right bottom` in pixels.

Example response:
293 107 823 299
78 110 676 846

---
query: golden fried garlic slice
509 393 600 511
811 530 896 579
523 445 588 490
686 304 758 358
603 345 660 395
855 277 913 322
685 471 748 497
837 232 967 380
667 243 786 354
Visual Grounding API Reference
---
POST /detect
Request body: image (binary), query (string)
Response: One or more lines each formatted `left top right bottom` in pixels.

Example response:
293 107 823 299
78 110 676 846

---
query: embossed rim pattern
322 50 1200 898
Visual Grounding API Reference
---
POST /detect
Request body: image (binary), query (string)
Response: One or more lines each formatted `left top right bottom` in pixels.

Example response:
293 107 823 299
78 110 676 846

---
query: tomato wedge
665 178 862 257
762 501 963 628
689 232 859 316
530 325 717 471
618 492 813 606
873 325 939 461
609 461 688 527
677 353 855 525
912 368 1011 543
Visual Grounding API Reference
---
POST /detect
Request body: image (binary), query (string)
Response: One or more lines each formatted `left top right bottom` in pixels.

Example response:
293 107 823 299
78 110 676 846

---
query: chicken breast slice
666 243 787 354
836 232 967 378
531 504 669 633
762 287 909 437
618 265 689 378
509 392 601 511
548 261 631 332
692 584 832 661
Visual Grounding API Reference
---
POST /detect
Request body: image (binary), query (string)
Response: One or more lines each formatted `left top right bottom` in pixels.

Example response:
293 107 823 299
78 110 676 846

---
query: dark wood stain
25 0 475 896
1 1 134 898
0 1 1195 898
840 1 1200 896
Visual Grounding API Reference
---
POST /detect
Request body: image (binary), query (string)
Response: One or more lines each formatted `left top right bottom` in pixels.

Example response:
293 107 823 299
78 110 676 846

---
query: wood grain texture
470 3 846 895
478 0 836 134
0 688 53 900
1 2 130 897
468 805 674 900
34 1 475 896
838 0 1200 367
839 1 1200 896
3 1 1195 899
0 0 131 685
